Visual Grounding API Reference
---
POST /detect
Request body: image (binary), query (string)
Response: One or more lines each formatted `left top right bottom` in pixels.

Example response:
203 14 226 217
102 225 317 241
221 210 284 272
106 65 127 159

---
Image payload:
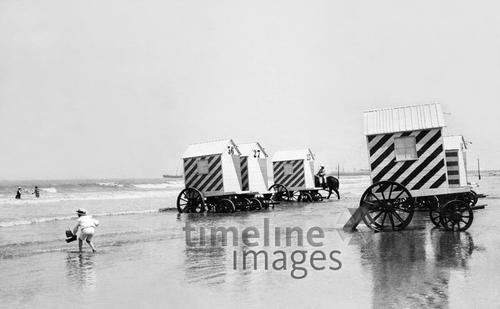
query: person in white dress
73 208 99 253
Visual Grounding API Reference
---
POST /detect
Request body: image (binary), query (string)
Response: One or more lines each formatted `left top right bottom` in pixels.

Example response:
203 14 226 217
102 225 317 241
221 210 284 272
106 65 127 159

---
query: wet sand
1 177 500 308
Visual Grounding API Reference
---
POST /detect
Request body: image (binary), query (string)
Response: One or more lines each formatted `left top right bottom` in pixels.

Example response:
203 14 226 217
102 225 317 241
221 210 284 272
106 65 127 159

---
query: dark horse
314 176 340 199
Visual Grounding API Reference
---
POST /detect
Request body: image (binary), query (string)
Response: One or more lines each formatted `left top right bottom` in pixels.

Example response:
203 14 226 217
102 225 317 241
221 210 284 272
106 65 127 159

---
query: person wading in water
73 208 100 253
33 186 40 198
15 187 22 199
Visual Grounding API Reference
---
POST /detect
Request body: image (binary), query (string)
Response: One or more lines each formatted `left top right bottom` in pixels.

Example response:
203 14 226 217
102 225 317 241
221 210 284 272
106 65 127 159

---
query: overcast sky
1 0 499 180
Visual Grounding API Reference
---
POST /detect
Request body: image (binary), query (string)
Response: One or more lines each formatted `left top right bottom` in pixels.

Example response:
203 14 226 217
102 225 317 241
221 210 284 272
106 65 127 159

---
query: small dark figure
15 187 22 199
316 166 326 188
33 186 40 198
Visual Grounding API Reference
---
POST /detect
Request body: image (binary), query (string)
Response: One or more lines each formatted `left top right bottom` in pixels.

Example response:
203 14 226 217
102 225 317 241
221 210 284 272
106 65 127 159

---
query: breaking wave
133 182 183 189
96 182 124 188
41 187 58 193
0 209 171 228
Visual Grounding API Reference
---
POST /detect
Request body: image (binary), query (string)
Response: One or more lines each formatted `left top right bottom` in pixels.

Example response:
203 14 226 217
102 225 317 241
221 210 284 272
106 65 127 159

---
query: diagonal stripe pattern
367 129 448 191
240 156 249 191
183 155 224 193
273 160 305 189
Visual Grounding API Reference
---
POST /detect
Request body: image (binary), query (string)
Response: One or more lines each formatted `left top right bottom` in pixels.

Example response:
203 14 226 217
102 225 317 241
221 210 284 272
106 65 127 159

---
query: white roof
182 139 240 158
444 135 467 150
363 103 445 136
272 149 315 162
237 142 268 157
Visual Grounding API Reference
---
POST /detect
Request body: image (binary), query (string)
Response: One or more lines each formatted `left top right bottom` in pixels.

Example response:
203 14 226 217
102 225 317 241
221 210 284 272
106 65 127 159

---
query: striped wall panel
273 160 305 189
183 155 223 193
445 150 460 187
367 128 448 191
240 156 249 191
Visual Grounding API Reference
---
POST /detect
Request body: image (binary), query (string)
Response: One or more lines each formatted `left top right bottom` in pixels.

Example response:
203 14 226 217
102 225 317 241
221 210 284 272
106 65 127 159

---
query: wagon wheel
215 199 235 213
439 200 473 231
419 196 441 227
269 184 290 202
361 181 414 232
289 191 301 202
241 198 253 211
312 192 324 202
461 191 478 208
249 198 262 210
177 188 205 213
300 192 313 203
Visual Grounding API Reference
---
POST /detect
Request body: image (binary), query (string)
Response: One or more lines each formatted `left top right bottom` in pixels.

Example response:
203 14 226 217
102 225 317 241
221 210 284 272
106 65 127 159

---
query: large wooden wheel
439 200 473 231
215 199 235 213
269 184 289 202
361 181 415 232
177 188 205 213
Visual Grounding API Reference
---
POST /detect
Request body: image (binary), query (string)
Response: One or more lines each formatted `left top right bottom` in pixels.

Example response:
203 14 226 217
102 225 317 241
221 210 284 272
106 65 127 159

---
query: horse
314 175 340 199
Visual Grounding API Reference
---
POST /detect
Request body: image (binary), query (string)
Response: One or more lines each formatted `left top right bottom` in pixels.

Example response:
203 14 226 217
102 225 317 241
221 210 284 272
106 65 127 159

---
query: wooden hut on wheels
272 149 316 191
363 103 470 197
181 139 243 197
237 142 269 193
443 135 469 188
343 103 478 233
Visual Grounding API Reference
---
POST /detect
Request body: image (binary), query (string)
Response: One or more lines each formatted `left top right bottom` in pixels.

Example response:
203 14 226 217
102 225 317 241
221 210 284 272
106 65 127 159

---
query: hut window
394 136 418 161
197 159 209 175
283 163 294 176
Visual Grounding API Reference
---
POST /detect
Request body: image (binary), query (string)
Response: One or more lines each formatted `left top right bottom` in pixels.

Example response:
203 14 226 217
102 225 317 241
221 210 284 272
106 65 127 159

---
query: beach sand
1 175 499 308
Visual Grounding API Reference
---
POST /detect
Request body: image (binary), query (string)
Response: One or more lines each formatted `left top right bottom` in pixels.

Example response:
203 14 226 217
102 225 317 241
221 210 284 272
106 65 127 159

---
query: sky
1 0 499 180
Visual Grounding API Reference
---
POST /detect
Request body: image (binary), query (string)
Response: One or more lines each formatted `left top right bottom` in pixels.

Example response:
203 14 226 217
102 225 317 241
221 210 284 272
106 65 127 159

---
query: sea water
1 175 500 308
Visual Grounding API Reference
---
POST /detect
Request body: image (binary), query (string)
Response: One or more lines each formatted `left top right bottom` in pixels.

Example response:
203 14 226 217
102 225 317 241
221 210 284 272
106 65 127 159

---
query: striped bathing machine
177 139 274 213
272 149 316 191
443 135 469 188
270 149 336 202
363 103 471 198
237 142 270 193
344 103 478 233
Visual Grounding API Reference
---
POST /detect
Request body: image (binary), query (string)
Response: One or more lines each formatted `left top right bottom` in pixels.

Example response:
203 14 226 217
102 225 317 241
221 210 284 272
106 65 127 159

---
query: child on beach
73 208 99 253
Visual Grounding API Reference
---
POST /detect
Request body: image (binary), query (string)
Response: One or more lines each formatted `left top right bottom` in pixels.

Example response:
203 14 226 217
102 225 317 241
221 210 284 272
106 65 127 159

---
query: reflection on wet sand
66 253 97 289
352 221 475 309
182 213 259 286
182 213 229 285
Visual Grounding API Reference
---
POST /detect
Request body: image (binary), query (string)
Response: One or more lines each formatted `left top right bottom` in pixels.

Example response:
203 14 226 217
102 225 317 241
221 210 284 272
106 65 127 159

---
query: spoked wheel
439 200 473 231
300 192 313 202
312 192 324 202
361 181 415 232
269 184 290 202
242 198 253 211
215 199 235 213
419 196 441 227
248 198 262 211
289 191 300 202
461 191 478 208
177 188 205 213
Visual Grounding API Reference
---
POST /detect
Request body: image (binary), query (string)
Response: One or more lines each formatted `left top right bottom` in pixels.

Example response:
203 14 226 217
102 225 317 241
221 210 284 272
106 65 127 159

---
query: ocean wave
133 183 182 189
41 187 58 193
0 190 180 205
96 182 124 188
0 208 172 228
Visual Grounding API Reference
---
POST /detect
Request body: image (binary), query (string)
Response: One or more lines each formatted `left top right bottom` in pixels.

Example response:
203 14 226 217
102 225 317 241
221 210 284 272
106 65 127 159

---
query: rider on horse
316 166 326 189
